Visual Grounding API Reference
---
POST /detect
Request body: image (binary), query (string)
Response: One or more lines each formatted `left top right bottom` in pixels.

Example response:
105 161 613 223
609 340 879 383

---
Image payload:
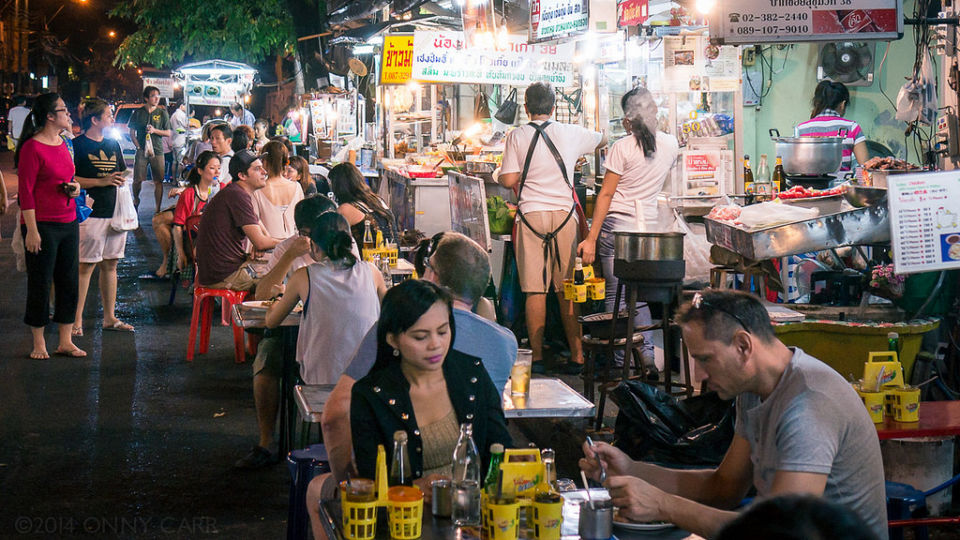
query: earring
393 348 400 357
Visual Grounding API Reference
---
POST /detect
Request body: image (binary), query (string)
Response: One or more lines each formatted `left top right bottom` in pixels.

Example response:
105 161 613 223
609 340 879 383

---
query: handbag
474 89 491 120
76 188 92 223
111 182 139 231
494 88 519 125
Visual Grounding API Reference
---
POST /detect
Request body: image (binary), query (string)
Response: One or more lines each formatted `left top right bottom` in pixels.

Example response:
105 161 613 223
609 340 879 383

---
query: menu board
710 0 902 44
888 171 960 274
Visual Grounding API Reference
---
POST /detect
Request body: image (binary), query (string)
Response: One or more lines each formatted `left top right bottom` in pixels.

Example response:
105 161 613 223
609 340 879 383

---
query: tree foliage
110 0 296 68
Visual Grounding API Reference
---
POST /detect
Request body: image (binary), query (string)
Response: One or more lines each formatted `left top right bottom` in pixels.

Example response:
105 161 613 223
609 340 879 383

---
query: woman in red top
172 150 223 271
17 92 85 359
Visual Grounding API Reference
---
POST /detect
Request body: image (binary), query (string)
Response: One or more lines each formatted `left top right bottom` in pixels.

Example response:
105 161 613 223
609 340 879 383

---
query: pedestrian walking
72 98 135 336
169 101 189 182
129 86 171 212
16 92 85 359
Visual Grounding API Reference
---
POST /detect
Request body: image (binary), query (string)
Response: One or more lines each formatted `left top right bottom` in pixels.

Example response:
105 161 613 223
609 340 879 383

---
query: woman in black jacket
351 280 512 497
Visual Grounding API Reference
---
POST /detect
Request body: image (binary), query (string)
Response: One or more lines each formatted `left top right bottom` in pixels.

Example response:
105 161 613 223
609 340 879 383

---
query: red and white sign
617 0 649 27
142 76 175 99
711 0 901 44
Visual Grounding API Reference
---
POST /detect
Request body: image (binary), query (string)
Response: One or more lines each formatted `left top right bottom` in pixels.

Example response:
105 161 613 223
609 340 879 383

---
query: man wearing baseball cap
194 150 280 291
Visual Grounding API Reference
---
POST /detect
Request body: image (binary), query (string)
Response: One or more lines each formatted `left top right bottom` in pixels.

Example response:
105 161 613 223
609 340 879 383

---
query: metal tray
704 204 889 260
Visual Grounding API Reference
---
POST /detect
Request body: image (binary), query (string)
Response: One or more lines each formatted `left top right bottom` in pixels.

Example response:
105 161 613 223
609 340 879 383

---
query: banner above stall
530 0 590 42
617 0 649 27
410 31 577 87
710 0 902 43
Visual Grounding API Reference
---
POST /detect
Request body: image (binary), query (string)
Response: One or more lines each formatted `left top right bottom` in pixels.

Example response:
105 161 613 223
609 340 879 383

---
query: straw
580 470 595 510
874 365 885 392
917 375 939 388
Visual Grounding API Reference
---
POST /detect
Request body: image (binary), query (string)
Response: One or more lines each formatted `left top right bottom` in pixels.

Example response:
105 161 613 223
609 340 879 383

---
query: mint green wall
742 14 922 164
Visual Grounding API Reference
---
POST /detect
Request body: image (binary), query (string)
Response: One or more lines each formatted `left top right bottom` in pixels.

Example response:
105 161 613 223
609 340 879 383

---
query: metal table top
294 384 336 424
231 302 301 329
502 378 596 419
319 489 689 540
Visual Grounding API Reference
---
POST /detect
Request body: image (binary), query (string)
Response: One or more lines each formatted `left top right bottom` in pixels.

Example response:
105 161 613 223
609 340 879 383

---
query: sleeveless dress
295 259 380 384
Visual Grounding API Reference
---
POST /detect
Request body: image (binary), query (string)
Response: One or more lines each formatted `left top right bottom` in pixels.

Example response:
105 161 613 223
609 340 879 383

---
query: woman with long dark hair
350 279 512 491
796 80 869 172
265 211 386 384
16 92 85 359
171 150 223 271
73 98 133 336
328 162 398 248
285 154 318 197
577 87 679 374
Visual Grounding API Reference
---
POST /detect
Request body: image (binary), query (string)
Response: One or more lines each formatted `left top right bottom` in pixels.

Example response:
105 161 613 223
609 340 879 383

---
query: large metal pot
613 231 685 262
769 128 844 176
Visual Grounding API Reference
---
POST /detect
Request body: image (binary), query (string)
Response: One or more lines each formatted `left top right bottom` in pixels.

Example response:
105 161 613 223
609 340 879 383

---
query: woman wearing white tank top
265 211 387 384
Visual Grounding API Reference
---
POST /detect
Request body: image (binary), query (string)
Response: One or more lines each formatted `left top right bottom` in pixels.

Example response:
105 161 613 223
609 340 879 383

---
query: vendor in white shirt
577 87 679 371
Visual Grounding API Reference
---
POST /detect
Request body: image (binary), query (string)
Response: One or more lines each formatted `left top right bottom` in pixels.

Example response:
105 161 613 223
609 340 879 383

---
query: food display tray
704 204 889 260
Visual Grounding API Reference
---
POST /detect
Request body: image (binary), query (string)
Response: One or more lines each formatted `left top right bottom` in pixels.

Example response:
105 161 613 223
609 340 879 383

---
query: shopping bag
76 188 92 223
144 134 155 158
111 182 139 231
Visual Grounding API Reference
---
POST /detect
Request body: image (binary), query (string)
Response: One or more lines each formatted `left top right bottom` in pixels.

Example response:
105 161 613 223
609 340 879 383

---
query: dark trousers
22 221 79 327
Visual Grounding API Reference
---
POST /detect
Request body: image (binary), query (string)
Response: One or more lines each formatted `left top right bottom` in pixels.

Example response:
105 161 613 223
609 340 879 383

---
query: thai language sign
617 0 649 27
888 171 960 274
530 0 589 42
710 0 901 43
411 31 576 87
380 35 414 85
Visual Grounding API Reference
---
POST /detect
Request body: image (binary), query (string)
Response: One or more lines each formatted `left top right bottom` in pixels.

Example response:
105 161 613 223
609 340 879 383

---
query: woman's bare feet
29 348 49 359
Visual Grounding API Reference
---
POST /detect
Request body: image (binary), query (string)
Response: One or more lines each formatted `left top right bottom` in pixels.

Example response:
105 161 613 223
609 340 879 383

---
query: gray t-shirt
735 348 888 540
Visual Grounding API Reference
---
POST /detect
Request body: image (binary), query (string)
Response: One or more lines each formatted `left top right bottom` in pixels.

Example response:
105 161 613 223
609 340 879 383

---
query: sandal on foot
54 347 87 358
103 321 135 332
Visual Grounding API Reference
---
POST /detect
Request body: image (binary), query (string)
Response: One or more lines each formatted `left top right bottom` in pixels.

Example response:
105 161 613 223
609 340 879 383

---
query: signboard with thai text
411 31 577 87
143 76 175 99
617 0 649 27
380 35 414 85
710 0 902 44
888 171 960 274
529 0 589 42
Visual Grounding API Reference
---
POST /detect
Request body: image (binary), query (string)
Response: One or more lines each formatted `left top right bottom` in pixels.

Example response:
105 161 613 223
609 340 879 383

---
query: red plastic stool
187 287 249 363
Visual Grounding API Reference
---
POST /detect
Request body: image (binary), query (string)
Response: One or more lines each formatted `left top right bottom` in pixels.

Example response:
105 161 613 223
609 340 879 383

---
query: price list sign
888 171 960 275
710 0 901 44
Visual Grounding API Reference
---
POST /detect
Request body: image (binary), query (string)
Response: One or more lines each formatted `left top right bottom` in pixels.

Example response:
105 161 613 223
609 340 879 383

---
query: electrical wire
876 41 897 110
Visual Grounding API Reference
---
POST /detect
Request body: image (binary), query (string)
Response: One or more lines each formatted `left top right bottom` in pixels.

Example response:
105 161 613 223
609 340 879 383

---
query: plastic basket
340 491 378 540
387 486 423 539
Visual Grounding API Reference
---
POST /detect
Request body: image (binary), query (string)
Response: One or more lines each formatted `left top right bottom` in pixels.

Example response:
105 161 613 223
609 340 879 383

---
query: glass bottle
389 430 412 487
888 332 900 354
451 423 482 526
754 154 772 202
743 155 754 196
772 155 785 195
362 221 375 252
483 443 505 496
540 448 557 492
573 257 585 285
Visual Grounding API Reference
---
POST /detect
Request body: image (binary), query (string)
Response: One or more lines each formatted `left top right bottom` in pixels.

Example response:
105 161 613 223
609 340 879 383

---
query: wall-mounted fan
817 42 875 87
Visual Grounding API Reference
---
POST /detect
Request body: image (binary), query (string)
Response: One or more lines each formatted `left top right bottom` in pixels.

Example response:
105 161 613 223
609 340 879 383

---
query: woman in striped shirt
796 80 869 172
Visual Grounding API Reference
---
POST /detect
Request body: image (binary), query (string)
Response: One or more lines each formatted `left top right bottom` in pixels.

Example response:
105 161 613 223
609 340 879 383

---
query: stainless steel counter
502 378 596 419
704 204 889 260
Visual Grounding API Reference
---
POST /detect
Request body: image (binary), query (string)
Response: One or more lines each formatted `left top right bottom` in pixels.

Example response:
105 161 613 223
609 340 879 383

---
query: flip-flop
54 347 87 358
29 350 49 360
72 325 83 337
103 321 135 333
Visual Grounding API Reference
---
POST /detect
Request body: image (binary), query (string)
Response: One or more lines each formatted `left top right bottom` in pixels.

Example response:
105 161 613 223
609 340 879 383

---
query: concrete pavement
0 150 289 537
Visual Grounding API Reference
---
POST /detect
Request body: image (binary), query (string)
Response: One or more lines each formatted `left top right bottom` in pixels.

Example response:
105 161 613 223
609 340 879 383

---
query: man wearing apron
498 82 605 373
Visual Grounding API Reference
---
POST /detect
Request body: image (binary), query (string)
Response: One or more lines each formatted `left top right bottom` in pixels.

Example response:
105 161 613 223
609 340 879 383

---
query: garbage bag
610 380 736 466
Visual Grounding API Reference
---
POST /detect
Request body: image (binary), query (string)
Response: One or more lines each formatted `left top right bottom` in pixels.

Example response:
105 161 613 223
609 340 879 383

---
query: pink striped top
796 109 866 172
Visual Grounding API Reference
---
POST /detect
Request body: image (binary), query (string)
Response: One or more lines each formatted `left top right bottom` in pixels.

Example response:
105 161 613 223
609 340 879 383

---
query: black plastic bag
610 380 736 466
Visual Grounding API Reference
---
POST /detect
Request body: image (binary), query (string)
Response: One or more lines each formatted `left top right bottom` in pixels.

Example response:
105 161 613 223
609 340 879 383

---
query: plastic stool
286 444 330 540
886 481 928 540
186 287 249 363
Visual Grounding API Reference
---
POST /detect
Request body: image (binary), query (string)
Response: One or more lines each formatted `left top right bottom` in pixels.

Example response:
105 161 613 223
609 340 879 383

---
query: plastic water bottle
209 178 221 198
451 423 481 527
